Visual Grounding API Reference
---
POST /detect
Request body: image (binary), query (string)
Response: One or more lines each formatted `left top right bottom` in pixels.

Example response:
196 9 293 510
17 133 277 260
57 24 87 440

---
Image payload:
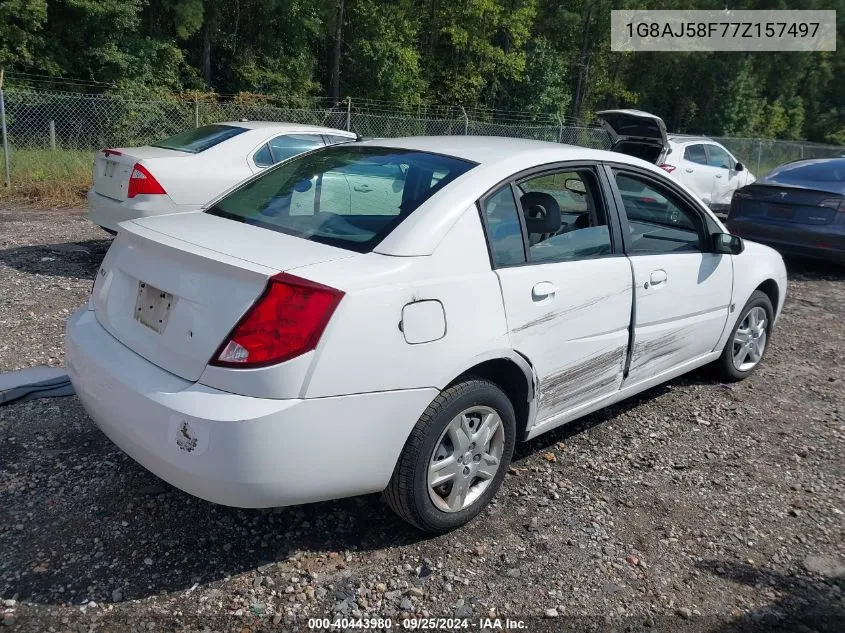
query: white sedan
87 121 356 232
66 136 787 532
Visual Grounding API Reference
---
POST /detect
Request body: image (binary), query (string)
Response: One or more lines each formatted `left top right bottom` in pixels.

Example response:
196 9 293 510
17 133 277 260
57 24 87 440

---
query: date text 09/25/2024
307 617 529 630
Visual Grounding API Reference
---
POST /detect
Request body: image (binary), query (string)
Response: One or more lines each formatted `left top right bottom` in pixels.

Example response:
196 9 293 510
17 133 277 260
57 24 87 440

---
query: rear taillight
819 198 843 211
211 273 344 368
127 163 166 198
658 163 676 173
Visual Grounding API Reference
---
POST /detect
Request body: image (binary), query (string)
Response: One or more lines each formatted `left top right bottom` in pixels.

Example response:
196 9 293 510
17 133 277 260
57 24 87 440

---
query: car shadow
783 255 845 281
0 238 111 280
5 367 726 608
696 559 844 633
513 364 724 462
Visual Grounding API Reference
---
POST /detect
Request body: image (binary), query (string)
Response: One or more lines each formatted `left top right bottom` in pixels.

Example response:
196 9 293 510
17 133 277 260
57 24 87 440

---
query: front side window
613 171 704 254
153 124 247 153
706 145 734 170
254 134 325 167
208 146 475 252
684 144 708 165
517 169 613 263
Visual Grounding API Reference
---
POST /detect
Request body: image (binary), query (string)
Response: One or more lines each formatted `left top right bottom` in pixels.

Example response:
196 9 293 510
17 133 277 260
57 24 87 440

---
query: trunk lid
92 146 190 201
596 109 669 164
731 184 842 226
92 213 355 381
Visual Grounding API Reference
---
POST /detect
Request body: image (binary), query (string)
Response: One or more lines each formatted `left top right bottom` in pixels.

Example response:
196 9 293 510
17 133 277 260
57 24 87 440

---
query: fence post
346 96 351 131
460 106 468 135
756 140 762 177
556 114 564 143
800 144 804 159
0 70 10 188
49 120 56 149
194 95 199 128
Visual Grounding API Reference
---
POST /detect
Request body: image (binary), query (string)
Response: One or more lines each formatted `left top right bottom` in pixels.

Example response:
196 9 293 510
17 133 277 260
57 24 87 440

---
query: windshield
153 124 247 153
206 145 476 252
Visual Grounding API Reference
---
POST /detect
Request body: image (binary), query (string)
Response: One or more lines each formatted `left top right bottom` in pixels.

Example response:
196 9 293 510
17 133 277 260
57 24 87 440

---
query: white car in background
87 121 356 233
598 109 755 213
66 136 786 533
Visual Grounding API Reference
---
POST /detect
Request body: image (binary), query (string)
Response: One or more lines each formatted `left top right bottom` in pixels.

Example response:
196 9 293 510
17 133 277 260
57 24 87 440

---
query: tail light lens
212 273 344 368
658 163 676 173
127 163 166 198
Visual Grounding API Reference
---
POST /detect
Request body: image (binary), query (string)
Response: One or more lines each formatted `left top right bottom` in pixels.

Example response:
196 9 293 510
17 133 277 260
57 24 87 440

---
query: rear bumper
65 308 437 508
727 217 845 264
87 190 198 232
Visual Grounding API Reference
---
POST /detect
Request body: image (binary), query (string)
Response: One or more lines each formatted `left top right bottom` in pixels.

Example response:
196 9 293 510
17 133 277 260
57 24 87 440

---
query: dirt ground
1 206 843 632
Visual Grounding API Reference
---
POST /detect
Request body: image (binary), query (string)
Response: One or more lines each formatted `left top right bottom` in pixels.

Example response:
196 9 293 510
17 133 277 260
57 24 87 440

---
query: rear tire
384 378 516 533
716 290 774 382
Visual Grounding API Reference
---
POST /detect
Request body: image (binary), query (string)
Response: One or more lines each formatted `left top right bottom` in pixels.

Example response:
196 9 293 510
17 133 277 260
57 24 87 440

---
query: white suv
597 110 755 213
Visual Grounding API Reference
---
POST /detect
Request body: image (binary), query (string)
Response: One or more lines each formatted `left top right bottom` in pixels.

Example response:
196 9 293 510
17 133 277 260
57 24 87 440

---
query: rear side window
325 135 355 145
684 144 708 165
254 134 325 167
153 124 247 153
482 186 526 267
207 146 475 252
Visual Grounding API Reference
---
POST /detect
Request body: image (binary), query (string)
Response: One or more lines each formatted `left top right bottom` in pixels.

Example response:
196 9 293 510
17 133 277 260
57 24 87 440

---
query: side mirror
713 232 744 255
734 162 744 172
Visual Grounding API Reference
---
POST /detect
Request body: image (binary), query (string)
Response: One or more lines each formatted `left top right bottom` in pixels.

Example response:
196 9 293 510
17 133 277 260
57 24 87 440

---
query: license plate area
104 160 118 177
134 281 174 334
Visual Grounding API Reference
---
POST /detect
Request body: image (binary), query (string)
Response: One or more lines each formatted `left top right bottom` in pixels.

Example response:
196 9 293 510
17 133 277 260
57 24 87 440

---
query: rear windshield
153 124 247 153
764 159 845 185
206 145 476 252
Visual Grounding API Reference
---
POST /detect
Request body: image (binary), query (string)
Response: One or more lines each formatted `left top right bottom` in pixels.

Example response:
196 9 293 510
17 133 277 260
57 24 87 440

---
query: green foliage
0 0 843 142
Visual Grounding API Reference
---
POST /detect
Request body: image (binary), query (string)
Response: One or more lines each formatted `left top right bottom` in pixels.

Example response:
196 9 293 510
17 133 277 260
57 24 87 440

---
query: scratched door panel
497 257 633 425
625 252 732 385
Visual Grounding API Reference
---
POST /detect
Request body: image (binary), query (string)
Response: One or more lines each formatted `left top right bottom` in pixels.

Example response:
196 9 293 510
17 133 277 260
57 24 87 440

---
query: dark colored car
726 158 845 263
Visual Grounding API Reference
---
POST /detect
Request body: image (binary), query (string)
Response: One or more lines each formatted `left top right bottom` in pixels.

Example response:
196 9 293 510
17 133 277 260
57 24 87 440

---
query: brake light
102 149 122 157
127 163 166 198
658 163 676 173
212 273 344 368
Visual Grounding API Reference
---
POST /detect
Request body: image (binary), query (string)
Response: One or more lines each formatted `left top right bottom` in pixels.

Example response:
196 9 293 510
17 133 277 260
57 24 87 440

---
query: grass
0 148 93 207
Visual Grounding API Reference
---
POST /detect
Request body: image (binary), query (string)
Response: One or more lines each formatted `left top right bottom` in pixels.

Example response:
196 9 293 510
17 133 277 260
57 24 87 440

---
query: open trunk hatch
596 109 669 164
92 213 355 381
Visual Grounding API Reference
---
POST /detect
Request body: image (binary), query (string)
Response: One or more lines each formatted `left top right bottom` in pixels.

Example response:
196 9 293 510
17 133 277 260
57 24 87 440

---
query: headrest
520 192 561 234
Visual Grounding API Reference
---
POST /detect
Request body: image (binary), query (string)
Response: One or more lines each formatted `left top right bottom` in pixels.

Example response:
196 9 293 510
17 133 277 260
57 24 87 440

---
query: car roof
219 121 355 135
358 135 627 167
668 134 715 144
363 136 708 256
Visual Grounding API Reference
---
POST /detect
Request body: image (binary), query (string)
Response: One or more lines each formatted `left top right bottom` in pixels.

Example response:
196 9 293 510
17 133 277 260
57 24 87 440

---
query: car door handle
649 270 668 286
685 168 694 173
715 173 723 179
532 281 558 301
354 185 372 192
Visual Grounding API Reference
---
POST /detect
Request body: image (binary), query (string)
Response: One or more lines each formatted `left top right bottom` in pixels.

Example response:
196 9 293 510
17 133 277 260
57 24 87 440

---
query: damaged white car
66 136 786 532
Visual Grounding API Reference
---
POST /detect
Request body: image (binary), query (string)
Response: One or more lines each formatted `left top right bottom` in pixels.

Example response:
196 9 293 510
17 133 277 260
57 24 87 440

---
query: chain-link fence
1 88 843 187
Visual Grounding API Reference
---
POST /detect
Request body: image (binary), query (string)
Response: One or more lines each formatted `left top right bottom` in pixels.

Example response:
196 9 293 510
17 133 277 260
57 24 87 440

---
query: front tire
716 290 774 382
384 378 516 533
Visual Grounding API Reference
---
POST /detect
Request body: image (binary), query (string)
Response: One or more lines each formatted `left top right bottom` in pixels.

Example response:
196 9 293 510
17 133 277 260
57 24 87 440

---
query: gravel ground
1 206 843 632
